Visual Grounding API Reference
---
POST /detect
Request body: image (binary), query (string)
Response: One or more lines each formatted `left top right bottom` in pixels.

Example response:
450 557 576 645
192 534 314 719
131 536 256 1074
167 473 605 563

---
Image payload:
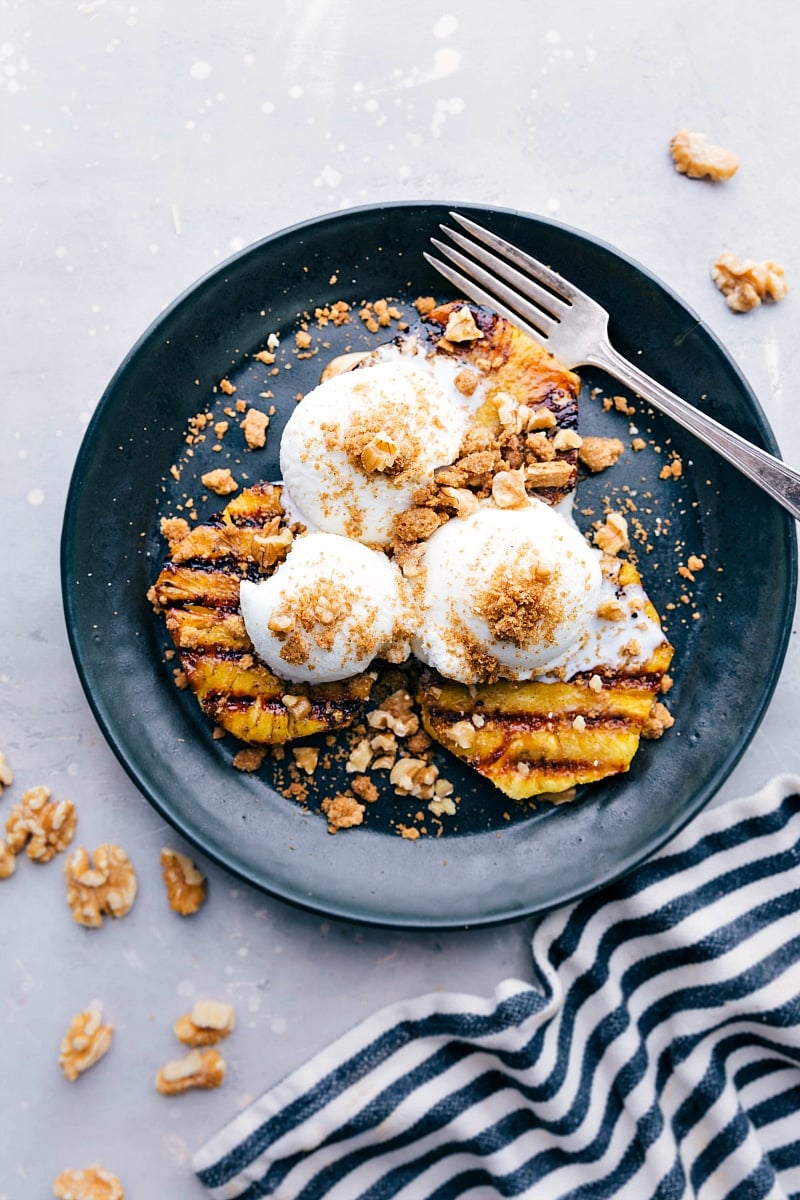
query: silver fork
426 212 800 522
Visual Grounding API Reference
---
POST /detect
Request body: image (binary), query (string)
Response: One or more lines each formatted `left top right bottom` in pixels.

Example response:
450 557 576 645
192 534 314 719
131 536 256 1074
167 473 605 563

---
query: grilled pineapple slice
149 483 373 744
418 559 674 801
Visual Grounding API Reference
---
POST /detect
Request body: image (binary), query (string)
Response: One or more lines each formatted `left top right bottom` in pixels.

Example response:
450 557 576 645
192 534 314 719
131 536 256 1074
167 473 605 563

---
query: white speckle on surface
55 246 67 259
545 28 561 44
170 203 182 235
314 164 342 188
243 53 256 66
431 96 464 137
27 489 44 507
432 47 461 77
271 1015 288 1035
148 243 159 254
177 979 195 998
190 60 212 81
432 14 459 38
247 993 261 1013
229 236 245 251
585 45 598 63
261 100 274 114
547 196 560 212
288 84 303 99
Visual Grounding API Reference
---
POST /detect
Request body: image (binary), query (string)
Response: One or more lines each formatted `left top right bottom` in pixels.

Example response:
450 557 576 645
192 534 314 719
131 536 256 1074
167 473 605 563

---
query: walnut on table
5 785 76 862
160 847 206 915
59 1003 113 1081
174 999 236 1047
52 1165 124 1200
711 250 788 312
670 130 739 180
0 840 16 878
0 749 13 794
64 844 137 928
155 1048 226 1094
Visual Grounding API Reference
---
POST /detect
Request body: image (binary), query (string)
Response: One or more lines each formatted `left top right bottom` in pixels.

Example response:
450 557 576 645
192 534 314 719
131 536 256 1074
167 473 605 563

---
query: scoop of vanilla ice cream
411 501 603 684
279 360 466 546
240 533 411 684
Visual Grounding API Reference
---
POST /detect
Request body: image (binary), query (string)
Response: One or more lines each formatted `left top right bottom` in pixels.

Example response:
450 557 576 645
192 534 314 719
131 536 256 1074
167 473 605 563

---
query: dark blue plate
61 202 797 928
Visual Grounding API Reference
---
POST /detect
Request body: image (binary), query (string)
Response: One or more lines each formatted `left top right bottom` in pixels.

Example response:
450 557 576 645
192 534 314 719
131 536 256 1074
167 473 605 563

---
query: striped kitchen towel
194 775 800 1199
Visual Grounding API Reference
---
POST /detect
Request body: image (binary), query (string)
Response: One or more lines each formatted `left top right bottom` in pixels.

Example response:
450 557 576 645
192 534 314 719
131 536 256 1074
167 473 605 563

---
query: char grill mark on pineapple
417 556 674 802
149 482 374 745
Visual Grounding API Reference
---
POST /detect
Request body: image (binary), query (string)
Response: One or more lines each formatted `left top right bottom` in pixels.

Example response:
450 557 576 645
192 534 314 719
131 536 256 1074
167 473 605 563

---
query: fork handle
592 341 800 522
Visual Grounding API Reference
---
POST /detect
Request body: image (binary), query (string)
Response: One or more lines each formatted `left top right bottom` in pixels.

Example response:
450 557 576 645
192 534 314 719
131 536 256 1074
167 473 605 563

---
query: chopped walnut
201 467 238 496
52 1165 125 1200
593 512 629 556
174 1000 236 1047
390 757 440 801
449 721 477 750
670 130 739 180
642 701 675 740
712 251 788 312
64 844 138 928
552 428 583 452
525 460 573 489
578 436 625 474
160 848 206 915
414 295 437 316
366 690 419 738
155 1048 226 1094
6 785 77 862
443 306 483 342
59 1003 113 1081
241 407 270 449
360 431 398 473
320 793 365 833
0 749 13 793
292 746 319 775
492 469 528 509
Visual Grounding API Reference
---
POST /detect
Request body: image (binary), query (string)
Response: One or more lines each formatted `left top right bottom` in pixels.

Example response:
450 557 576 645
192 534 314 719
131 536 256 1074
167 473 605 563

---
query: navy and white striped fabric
194 775 800 1199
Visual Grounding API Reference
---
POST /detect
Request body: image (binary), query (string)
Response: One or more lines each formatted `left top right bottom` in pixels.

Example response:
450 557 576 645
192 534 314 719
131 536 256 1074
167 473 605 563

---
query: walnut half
160 848 206 915
712 251 788 313
64 845 138 928
174 1000 236 1047
52 1165 124 1200
59 1003 113 1081
155 1048 226 1094
6 785 77 862
670 130 739 180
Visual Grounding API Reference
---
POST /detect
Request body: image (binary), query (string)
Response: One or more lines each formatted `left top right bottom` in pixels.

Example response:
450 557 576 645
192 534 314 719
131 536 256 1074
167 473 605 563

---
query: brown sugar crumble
321 792 365 833
241 407 270 449
579 436 625 474
201 467 238 496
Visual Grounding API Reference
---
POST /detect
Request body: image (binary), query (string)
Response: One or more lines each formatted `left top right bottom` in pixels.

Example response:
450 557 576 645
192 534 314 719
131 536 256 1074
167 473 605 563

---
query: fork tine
423 251 555 346
439 225 571 322
448 211 584 305
428 237 561 342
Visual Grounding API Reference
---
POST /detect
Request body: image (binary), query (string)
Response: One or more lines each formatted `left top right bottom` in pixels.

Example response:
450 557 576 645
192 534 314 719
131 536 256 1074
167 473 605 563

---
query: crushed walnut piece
0 749 13 794
219 378 237 395
492 468 528 509
366 690 419 738
642 701 675 740
6 785 76 862
361 431 398 473
160 848 206 915
292 746 319 775
241 407 269 449
320 793 365 833
443 305 483 343
390 757 441 801
579 436 625 474
64 844 137 928
59 1003 113 1081
670 130 739 181
174 1000 236 1047
155 1048 226 1094
712 251 788 312
201 467 238 496
53 1165 125 1200
593 512 629 556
